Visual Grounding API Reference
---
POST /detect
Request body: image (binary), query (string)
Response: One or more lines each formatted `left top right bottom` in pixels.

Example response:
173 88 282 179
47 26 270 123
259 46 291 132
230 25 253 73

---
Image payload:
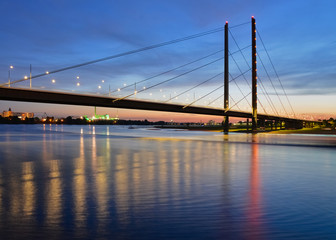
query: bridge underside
0 87 308 125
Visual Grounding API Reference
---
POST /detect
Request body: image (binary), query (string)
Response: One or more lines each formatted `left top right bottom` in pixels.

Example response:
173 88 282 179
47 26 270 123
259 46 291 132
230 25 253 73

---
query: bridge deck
0 87 307 122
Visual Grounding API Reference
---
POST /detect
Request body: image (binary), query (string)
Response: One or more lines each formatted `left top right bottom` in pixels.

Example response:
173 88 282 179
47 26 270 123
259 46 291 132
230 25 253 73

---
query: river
0 124 335 239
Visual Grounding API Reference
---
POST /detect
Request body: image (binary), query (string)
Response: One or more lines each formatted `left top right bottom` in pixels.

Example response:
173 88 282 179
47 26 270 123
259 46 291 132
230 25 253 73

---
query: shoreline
156 125 336 135
265 128 336 135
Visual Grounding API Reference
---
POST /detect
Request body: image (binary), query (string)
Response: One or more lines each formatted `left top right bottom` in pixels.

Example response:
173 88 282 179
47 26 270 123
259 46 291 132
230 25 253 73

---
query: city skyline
0 0 335 121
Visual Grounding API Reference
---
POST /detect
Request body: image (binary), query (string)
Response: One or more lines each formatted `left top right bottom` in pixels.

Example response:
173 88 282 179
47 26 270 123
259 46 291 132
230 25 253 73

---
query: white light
123 83 126 86
98 85 101 89
117 88 120 91
52 79 56 83
10 65 14 69
77 82 80 86
46 71 49 74
143 86 146 89
24 76 28 79
77 76 80 79
102 80 105 83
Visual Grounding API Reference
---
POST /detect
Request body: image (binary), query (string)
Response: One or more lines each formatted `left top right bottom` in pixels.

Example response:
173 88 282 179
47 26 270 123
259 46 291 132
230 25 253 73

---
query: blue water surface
0 124 335 239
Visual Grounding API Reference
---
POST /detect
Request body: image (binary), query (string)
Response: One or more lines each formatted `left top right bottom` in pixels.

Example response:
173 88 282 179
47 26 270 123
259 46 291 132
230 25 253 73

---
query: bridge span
0 87 315 129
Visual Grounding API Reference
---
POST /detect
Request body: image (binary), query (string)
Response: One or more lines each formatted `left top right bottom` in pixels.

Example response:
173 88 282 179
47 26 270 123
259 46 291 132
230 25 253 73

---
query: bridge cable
183 69 250 108
1 27 226 87
229 52 269 115
257 76 280 116
206 93 242 111
225 92 252 113
230 96 242 111
207 93 224 106
229 72 252 109
2 23 251 87
110 49 224 95
229 28 279 116
162 45 250 103
165 72 224 102
113 56 224 102
112 45 250 102
257 29 296 118
257 52 289 118
229 21 251 29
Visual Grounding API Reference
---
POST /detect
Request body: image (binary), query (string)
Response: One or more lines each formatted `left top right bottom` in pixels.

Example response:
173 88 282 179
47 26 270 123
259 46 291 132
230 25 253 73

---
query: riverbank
267 127 336 135
156 125 336 135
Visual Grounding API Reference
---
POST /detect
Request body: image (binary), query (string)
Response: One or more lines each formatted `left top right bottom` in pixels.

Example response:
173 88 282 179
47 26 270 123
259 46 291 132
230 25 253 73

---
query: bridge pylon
252 16 258 132
223 21 229 133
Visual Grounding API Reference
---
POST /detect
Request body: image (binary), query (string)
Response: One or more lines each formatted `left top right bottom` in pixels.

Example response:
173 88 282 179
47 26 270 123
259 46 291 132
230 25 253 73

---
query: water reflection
73 135 87 229
22 161 35 217
46 159 62 225
246 139 265 239
0 126 335 239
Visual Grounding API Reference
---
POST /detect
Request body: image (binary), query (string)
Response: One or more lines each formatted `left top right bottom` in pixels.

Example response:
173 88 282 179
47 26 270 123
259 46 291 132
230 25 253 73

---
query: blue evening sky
0 0 335 121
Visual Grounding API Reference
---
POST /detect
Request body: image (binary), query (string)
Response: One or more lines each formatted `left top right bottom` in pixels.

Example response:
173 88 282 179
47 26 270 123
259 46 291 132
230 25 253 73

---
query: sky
0 0 335 122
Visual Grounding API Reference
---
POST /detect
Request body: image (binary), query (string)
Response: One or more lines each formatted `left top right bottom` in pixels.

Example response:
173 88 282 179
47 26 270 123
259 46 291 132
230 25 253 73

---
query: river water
0 124 335 239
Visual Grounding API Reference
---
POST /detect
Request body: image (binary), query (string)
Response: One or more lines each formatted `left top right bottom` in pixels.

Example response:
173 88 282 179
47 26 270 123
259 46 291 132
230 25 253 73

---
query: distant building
84 106 119 121
1 108 34 119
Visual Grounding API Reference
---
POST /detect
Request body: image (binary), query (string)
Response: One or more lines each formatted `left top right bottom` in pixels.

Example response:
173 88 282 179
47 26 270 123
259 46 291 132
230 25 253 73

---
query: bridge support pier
285 120 292 129
259 118 265 130
284 120 303 130
223 116 229 133
297 120 304 129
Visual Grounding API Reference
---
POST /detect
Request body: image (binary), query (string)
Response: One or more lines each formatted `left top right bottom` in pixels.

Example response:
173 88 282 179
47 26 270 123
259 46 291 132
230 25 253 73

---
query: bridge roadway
0 87 307 124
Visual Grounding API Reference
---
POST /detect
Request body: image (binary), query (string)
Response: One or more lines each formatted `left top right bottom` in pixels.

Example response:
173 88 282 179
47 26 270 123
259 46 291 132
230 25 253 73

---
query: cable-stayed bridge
0 17 317 132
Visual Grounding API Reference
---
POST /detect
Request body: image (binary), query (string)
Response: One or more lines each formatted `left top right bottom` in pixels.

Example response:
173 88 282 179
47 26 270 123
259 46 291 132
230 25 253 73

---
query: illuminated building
83 107 119 121
1 108 34 119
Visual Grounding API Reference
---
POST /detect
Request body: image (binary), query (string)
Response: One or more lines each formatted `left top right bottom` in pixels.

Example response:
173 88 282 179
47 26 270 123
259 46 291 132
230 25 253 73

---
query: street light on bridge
8 65 14 87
